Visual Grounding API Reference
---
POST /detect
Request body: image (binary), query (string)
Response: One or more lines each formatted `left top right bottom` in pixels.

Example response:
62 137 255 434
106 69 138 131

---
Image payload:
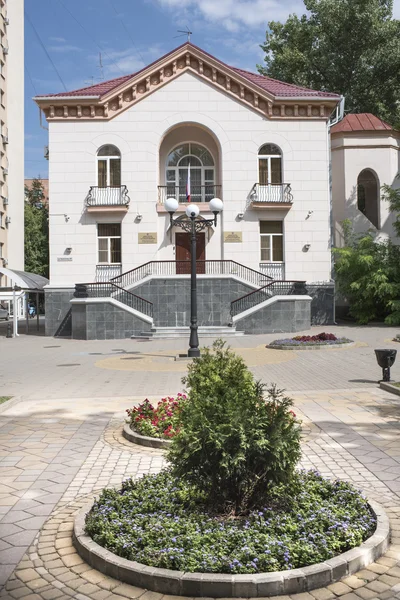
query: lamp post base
188 347 201 358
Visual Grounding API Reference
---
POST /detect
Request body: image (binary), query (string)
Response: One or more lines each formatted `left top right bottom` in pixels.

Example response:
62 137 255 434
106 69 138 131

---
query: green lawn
0 396 12 405
393 383 400 388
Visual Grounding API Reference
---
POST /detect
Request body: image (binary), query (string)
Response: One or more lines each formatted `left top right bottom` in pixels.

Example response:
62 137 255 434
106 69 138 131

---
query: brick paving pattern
0 326 400 598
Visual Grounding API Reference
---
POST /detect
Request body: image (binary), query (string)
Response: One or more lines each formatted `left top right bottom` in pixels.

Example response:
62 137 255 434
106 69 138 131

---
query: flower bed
268 332 353 349
126 394 187 440
85 469 376 575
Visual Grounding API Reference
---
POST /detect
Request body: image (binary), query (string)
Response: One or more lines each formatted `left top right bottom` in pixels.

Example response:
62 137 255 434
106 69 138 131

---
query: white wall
48 72 332 286
332 132 400 245
7 0 24 270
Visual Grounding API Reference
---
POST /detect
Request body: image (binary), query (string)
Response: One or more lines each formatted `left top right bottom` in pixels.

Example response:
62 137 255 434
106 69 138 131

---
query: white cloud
48 44 82 53
101 44 165 76
154 0 305 30
49 36 66 43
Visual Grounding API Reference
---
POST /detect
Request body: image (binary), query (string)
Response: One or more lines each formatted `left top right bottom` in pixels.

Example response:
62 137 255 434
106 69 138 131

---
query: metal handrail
158 184 222 204
74 281 153 318
110 260 273 290
230 280 307 317
85 185 130 207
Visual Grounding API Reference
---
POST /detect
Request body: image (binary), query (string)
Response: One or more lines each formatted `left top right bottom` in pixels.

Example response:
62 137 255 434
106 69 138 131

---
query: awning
0 268 49 291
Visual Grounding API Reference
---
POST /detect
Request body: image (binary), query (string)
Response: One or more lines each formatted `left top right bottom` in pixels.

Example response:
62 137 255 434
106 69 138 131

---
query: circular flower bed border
122 422 171 449
268 341 355 351
73 496 389 598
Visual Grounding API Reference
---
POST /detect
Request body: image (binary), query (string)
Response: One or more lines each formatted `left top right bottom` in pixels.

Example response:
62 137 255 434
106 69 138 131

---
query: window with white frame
260 221 284 262
0 242 3 258
97 145 121 188
97 223 121 264
258 144 282 185
166 143 215 202
0 211 3 227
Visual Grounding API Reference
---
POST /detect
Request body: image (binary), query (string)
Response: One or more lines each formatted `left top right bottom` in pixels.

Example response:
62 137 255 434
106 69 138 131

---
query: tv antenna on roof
175 26 192 42
98 53 104 82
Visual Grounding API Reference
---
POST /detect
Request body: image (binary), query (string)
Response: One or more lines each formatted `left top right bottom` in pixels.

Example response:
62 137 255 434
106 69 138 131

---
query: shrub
167 340 302 514
126 395 186 439
333 220 400 324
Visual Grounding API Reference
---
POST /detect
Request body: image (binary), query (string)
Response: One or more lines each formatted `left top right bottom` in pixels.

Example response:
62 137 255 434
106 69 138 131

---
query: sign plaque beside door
138 233 157 244
223 231 242 243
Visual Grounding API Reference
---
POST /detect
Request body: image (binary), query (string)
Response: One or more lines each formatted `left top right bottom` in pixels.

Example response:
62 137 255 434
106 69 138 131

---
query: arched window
258 144 282 186
97 145 121 188
357 169 380 228
166 143 215 202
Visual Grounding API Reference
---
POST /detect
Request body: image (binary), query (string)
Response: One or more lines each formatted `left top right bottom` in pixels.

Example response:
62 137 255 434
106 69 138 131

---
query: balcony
248 183 293 209
85 186 130 212
157 185 222 213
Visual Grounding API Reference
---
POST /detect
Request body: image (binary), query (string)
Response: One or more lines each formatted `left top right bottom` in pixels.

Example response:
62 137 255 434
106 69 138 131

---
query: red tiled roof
230 67 339 98
35 42 340 100
331 113 394 133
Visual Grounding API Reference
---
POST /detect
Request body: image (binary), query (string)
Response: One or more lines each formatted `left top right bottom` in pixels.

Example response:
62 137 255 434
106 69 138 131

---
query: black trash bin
374 349 397 382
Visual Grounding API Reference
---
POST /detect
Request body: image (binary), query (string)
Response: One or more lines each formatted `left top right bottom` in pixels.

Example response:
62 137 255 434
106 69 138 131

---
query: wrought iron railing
248 183 293 205
74 282 153 318
158 185 222 204
111 260 273 290
95 264 122 282
230 280 307 317
85 185 130 207
259 263 285 280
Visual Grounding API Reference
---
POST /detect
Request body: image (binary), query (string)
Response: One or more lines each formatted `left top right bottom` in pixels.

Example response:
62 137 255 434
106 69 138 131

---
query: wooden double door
175 233 206 274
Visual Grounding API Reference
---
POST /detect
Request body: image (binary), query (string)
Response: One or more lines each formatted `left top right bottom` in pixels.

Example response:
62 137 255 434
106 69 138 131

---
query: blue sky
25 0 400 179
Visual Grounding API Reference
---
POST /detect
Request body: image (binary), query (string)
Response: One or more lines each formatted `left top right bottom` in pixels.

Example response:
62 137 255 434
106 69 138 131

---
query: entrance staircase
132 326 245 339
74 260 306 338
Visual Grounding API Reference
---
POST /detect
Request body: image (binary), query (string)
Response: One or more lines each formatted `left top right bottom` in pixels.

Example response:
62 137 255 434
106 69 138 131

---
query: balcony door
166 143 215 203
176 232 206 274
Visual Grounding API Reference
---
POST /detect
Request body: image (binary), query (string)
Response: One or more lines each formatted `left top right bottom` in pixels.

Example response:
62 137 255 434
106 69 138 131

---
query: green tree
258 0 400 126
382 175 400 237
24 178 49 277
333 221 400 324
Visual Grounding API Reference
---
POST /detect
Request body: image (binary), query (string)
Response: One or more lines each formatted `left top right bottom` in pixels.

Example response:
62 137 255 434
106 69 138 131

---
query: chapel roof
331 113 394 134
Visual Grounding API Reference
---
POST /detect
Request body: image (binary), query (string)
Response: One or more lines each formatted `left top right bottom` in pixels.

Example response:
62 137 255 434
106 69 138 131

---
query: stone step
132 326 245 339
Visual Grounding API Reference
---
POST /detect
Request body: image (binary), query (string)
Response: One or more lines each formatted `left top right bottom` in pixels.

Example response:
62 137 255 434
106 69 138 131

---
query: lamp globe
209 197 224 213
186 204 200 218
165 197 179 213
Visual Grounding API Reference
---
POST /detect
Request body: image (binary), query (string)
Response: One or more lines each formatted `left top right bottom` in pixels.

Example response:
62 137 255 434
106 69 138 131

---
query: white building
331 113 400 246
0 0 24 283
35 43 340 339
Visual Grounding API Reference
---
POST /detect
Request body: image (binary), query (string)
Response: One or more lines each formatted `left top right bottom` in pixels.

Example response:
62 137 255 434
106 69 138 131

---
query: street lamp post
165 197 224 358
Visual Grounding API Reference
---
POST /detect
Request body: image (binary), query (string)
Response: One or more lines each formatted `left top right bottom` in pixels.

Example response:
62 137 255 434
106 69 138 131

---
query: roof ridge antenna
174 26 192 42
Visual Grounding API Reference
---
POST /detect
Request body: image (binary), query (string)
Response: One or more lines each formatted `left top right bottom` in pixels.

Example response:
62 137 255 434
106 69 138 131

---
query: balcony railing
158 185 222 204
95 264 122 282
85 185 130 207
259 263 285 280
249 183 293 205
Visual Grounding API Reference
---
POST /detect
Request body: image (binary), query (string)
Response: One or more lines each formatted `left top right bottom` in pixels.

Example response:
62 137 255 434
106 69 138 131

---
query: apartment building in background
0 0 24 284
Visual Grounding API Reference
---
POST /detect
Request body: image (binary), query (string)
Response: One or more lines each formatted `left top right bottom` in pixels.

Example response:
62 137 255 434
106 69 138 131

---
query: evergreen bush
167 340 301 514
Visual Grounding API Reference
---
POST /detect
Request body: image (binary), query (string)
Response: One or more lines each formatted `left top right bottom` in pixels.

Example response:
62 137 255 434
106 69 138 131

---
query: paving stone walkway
1 386 400 599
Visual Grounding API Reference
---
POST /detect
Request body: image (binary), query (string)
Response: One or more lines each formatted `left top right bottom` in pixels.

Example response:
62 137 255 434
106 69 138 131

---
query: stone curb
0 395 22 415
267 341 355 351
73 497 389 598
380 381 400 397
122 422 171 449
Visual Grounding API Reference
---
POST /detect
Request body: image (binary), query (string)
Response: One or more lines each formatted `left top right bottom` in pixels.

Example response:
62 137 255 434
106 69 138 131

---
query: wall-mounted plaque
57 256 73 262
223 231 243 243
138 232 158 244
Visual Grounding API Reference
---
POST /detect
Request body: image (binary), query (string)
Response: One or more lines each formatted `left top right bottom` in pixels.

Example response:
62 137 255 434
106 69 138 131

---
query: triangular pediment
36 44 339 122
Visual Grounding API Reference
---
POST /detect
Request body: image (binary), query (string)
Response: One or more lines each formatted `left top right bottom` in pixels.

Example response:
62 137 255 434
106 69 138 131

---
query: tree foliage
24 178 49 277
168 340 301 514
333 221 400 324
382 176 400 237
258 0 400 125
